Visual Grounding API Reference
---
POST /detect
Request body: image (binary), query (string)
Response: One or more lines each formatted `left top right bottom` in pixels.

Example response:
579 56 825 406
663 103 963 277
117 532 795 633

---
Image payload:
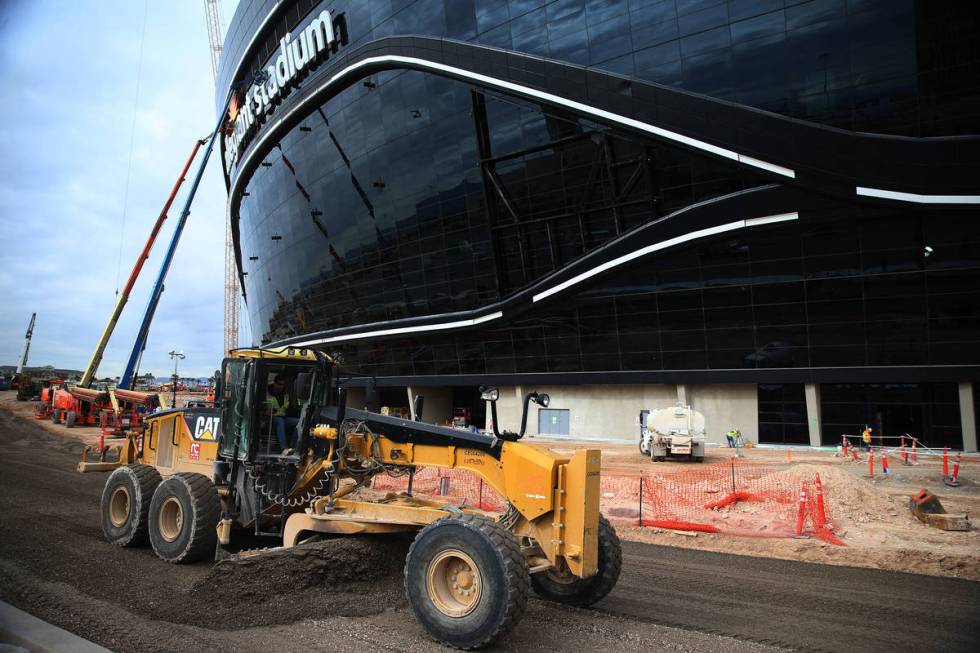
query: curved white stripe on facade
278 213 798 346
289 311 504 348
856 186 980 204
229 54 797 195
532 212 799 303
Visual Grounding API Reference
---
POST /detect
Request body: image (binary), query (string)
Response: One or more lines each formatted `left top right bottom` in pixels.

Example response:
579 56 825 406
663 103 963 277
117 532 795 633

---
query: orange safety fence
367 457 844 545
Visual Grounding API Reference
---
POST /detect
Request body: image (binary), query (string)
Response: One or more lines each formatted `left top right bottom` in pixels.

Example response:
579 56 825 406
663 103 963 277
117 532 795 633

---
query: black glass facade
758 384 808 445
219 0 980 445
820 382 962 449
220 1 980 138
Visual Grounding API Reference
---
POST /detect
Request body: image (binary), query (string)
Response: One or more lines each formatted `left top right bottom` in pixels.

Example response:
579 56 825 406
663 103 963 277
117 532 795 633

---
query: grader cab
80 347 621 649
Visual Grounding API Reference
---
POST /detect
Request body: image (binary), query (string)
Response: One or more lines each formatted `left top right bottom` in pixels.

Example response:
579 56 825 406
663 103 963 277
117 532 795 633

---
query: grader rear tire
65 410 77 428
404 513 529 649
530 514 622 607
51 409 61 424
148 473 220 563
101 464 162 547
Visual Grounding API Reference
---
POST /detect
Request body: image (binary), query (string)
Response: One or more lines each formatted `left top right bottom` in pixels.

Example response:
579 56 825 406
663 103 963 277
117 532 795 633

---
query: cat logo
193 416 220 441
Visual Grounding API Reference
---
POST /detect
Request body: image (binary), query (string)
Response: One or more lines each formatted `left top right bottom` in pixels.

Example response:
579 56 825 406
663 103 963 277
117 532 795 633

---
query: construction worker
726 427 741 448
862 425 873 451
267 375 299 453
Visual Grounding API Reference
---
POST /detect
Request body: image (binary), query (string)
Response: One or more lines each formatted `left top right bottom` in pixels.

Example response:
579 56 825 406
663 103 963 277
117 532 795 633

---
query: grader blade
77 445 122 472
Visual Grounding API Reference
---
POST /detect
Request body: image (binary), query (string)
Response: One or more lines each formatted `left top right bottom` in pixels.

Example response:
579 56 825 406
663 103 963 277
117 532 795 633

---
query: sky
0 0 242 378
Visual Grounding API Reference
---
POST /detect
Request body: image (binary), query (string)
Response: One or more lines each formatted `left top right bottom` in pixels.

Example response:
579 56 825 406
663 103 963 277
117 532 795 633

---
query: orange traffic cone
794 483 808 536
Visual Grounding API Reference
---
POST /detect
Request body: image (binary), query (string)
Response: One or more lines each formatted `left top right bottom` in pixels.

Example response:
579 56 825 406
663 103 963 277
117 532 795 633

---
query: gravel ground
1 398 978 652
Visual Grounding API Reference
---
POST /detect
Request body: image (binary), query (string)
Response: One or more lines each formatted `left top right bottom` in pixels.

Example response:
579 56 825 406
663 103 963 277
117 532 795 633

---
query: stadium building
218 0 980 450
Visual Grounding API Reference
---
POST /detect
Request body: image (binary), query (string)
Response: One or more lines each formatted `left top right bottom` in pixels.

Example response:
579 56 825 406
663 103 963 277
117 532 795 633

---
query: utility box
538 408 570 436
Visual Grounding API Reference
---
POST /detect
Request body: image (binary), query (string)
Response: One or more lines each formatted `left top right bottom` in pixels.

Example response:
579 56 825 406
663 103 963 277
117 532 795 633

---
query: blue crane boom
118 94 234 389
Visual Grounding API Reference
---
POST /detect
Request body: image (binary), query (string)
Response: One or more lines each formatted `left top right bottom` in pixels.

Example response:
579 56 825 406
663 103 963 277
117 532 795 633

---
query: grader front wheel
404 513 529 649
531 515 622 607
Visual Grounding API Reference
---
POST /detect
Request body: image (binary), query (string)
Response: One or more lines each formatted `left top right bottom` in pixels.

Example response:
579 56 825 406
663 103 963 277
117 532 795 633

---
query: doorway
875 404 923 445
538 408 570 436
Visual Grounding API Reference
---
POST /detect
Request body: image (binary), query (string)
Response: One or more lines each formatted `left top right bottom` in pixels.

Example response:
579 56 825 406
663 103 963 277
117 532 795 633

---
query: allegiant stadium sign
224 10 348 171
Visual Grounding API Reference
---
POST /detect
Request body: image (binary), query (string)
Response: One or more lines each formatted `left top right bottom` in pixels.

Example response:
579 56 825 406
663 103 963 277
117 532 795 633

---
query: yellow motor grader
78 347 621 649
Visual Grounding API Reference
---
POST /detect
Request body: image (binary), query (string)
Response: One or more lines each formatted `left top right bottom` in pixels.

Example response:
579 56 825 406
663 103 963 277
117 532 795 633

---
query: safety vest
862 428 872 443
727 430 740 438
266 394 290 417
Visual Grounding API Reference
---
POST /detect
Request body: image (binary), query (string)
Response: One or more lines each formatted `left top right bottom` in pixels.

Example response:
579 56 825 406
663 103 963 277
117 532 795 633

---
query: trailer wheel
148 473 220 563
404 513 529 649
531 514 622 607
101 464 162 547
694 455 704 463
51 409 61 424
65 410 77 428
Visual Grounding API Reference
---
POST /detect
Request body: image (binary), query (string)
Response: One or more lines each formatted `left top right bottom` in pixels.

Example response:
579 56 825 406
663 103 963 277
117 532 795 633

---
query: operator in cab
267 374 300 454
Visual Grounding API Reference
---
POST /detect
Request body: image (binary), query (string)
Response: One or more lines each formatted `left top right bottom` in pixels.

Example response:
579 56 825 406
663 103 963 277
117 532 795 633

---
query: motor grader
79 347 621 649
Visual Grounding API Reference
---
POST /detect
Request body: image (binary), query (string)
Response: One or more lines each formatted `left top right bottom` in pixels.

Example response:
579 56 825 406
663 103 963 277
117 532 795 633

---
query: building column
676 384 688 406
804 383 822 448
406 387 417 420
959 382 977 452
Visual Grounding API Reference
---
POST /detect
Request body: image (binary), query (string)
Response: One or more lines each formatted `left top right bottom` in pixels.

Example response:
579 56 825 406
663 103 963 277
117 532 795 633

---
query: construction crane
203 0 240 355
16 313 36 374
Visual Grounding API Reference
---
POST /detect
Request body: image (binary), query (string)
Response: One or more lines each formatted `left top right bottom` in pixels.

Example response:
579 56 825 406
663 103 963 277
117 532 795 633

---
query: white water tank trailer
639 403 706 462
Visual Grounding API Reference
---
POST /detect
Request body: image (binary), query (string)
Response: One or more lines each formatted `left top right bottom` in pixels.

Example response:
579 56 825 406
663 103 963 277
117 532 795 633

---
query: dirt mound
165 535 412 629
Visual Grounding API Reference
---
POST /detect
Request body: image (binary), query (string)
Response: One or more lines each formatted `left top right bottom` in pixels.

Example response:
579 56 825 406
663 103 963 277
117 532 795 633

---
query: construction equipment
16 312 35 375
52 386 113 428
33 379 66 420
117 63 261 389
639 403 706 462
909 489 970 531
14 313 37 401
202 0 241 357
80 348 621 649
78 140 205 389
100 387 162 438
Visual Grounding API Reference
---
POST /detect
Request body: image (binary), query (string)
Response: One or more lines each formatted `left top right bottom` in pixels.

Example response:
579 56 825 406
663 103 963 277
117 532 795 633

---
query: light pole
168 350 185 408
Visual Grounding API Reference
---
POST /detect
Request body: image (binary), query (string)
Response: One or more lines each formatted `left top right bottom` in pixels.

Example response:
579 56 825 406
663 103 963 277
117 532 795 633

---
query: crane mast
203 0 240 356
17 313 36 374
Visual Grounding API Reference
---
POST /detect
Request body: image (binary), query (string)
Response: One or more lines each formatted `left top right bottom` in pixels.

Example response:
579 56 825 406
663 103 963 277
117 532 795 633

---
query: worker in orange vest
861 425 873 451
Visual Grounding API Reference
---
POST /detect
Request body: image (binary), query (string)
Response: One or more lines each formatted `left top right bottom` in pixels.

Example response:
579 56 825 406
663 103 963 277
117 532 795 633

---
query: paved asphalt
598 540 980 652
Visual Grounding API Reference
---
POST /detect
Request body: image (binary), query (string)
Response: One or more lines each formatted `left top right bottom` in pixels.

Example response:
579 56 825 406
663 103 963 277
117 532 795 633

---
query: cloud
0 1 240 378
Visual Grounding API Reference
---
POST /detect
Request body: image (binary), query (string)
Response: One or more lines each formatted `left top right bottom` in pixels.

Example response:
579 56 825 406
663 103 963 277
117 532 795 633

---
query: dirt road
0 404 977 652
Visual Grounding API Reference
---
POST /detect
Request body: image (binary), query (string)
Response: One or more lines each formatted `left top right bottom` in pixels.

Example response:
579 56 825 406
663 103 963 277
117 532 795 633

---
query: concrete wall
685 384 759 444
487 383 758 444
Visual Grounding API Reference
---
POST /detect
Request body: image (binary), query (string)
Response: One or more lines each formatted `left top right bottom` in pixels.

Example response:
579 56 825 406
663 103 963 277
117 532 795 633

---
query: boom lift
44 143 204 437
80 348 622 649
100 387 163 438
78 140 204 389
